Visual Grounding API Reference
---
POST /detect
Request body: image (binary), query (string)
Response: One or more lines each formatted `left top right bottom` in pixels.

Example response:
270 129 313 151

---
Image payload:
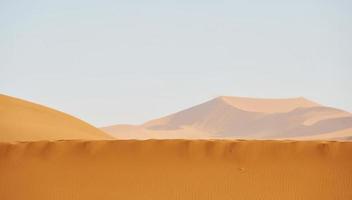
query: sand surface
103 96 352 140
0 140 351 200
0 94 111 141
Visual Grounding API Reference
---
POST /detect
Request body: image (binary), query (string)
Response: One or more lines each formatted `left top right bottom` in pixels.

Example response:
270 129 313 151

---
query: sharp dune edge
0 94 112 142
0 140 352 200
1 94 352 199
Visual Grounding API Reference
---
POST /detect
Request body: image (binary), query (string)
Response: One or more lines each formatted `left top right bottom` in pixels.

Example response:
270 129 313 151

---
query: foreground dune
0 140 351 200
103 96 352 140
0 94 112 141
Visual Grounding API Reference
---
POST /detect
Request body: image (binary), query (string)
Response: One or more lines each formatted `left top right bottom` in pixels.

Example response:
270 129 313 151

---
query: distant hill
102 96 352 140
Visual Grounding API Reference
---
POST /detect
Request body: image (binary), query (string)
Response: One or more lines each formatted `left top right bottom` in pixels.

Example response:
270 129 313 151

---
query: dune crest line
1 140 351 200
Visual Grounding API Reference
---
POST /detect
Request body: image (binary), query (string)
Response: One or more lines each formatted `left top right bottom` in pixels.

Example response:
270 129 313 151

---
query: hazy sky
1 0 351 126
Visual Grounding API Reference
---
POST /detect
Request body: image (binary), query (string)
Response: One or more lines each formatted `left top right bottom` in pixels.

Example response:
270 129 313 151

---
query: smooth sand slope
0 94 112 142
103 96 352 140
0 140 351 200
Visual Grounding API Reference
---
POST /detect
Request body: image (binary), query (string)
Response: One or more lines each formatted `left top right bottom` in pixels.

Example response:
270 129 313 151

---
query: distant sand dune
102 96 352 140
0 94 112 141
0 140 351 200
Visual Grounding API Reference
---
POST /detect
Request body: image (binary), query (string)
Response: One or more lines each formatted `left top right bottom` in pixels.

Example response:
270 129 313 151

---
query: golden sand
1 140 351 200
0 94 112 142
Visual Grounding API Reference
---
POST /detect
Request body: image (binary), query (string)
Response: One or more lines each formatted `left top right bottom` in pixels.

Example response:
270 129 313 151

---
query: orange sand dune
103 96 352 140
0 94 112 141
0 140 351 200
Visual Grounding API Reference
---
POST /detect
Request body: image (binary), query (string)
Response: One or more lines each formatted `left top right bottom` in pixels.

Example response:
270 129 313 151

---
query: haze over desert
103 96 352 140
1 0 352 199
2 93 352 142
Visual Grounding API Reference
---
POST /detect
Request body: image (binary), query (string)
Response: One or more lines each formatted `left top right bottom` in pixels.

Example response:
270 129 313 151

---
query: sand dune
0 140 351 200
102 96 352 140
0 94 112 142
1 94 351 199
220 96 319 113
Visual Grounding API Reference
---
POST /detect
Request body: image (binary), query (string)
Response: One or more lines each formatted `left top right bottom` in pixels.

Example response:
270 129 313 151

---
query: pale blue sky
1 0 351 126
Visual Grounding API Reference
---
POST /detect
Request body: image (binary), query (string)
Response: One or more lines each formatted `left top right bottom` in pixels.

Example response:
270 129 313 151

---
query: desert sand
103 96 352 140
0 94 112 142
0 140 351 200
1 94 351 199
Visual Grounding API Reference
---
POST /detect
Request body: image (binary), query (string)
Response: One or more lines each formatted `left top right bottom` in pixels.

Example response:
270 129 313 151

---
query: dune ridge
0 94 112 142
219 96 320 113
103 96 352 140
0 140 351 200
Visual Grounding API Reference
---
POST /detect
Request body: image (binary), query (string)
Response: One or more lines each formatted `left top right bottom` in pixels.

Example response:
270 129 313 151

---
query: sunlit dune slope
0 94 112 141
0 140 351 200
102 96 352 140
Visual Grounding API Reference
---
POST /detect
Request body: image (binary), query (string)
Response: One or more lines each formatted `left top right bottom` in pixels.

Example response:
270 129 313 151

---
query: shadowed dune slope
102 96 352 140
0 140 351 200
0 94 112 141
